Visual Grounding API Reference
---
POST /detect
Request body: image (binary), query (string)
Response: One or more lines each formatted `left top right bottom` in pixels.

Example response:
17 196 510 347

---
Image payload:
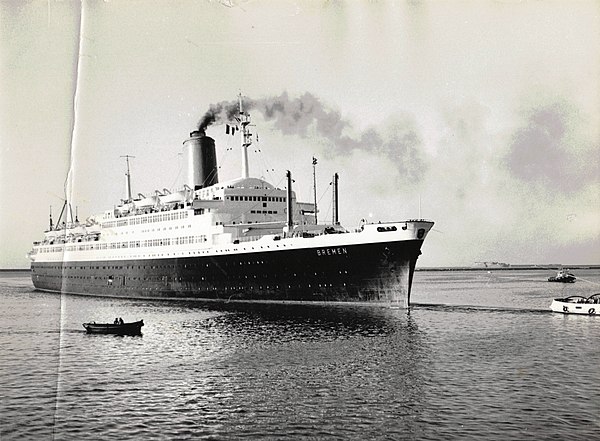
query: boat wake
411 302 551 315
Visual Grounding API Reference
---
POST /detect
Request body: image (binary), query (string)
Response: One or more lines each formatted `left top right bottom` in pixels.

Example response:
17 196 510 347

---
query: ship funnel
182 130 218 190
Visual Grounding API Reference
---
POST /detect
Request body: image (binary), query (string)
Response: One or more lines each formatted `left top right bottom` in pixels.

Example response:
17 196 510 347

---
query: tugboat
548 269 576 283
28 94 434 307
550 294 599 315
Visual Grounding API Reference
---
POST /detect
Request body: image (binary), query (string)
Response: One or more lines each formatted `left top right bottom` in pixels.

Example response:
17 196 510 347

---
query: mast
286 170 293 235
332 172 339 225
49 205 53 230
239 93 252 178
312 157 318 224
121 155 135 202
56 200 68 229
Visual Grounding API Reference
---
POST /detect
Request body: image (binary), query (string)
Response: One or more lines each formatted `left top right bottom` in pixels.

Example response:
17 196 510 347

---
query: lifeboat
159 190 187 205
133 194 158 209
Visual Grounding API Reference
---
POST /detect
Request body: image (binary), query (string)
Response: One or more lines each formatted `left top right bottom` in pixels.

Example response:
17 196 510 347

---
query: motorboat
550 294 599 315
548 269 576 283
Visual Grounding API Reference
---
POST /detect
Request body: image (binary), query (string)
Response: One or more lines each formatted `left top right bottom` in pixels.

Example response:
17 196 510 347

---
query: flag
312 157 317 165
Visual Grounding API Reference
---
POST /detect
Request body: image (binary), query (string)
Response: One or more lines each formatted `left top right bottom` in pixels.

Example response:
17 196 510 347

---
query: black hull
31 240 423 305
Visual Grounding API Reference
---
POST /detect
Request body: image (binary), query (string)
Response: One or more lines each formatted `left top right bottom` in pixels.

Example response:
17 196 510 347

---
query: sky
1 0 599 269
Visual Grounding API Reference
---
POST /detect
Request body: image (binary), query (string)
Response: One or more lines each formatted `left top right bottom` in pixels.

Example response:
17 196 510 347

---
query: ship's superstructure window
41 234 209 253
103 210 188 228
227 195 286 202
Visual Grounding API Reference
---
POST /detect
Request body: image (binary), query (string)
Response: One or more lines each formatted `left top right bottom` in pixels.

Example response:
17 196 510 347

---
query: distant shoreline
416 265 600 271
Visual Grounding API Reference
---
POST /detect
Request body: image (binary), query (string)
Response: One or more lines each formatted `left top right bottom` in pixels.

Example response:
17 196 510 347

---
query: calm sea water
1 269 599 440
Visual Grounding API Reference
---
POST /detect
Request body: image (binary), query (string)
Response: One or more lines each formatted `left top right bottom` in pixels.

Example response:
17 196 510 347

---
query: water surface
1 269 599 440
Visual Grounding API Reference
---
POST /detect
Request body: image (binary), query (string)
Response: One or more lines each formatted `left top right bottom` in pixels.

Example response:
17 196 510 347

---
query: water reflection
197 302 413 341
28 294 431 439
155 303 433 439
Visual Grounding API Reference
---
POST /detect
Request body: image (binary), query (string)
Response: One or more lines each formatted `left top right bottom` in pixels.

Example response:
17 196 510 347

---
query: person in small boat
118 318 124 325
114 318 119 324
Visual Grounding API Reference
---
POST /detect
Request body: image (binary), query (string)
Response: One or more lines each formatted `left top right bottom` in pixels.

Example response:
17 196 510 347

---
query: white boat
550 294 600 315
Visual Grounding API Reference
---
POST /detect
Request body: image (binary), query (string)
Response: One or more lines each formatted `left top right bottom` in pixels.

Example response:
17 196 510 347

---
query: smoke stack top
189 129 205 138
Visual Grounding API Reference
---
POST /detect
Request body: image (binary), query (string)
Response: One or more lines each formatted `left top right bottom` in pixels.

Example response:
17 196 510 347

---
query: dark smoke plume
198 92 427 182
198 99 244 131
504 100 599 192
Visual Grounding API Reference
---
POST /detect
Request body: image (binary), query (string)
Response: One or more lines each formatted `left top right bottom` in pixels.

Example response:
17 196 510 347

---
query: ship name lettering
316 247 348 256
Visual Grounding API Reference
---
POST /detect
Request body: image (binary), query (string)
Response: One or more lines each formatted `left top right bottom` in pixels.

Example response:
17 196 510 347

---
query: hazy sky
1 0 599 268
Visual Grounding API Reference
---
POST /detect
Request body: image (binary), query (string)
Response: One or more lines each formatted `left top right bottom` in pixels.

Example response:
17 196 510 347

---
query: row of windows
102 211 188 228
250 210 278 214
35 239 313 257
34 247 62 254
36 235 208 253
227 196 286 202
35 272 348 291
35 261 268 271
34 264 349 277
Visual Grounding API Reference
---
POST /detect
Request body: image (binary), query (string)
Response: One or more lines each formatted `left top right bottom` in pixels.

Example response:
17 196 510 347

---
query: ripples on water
1 269 599 440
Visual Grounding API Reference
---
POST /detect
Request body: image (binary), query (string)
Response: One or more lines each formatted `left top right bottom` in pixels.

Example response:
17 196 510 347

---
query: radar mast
121 155 135 203
238 93 252 178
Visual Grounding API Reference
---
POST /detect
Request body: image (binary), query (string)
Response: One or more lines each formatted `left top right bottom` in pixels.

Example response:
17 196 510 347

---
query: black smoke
198 92 428 183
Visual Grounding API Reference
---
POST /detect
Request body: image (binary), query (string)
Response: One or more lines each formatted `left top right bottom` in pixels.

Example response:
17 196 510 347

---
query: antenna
239 93 252 178
286 170 293 236
332 173 339 225
312 157 318 224
120 155 135 202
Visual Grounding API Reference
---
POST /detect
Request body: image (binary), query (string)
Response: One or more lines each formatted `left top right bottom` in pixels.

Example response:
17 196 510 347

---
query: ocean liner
28 96 434 306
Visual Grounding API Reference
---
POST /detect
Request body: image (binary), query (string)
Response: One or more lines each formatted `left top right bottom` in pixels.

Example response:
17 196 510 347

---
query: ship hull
31 239 424 306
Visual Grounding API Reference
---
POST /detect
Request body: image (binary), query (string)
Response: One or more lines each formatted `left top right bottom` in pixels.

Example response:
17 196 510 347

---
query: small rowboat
550 294 600 315
83 320 144 335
